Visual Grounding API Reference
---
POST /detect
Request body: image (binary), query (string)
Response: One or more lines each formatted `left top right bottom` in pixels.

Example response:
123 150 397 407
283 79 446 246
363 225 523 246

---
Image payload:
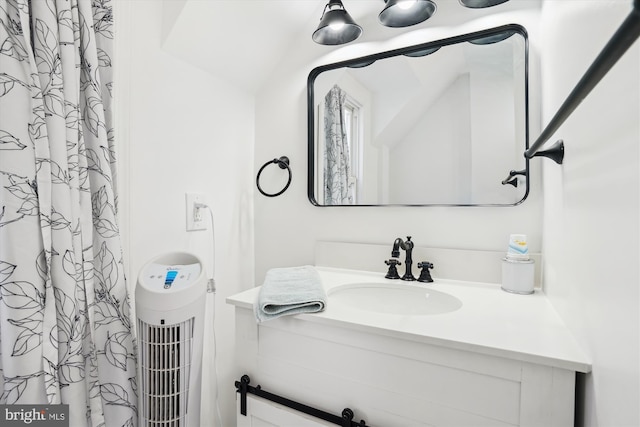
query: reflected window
342 96 362 203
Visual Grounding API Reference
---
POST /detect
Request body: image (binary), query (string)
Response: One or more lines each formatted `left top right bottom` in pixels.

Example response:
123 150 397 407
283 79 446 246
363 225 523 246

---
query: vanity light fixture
313 0 511 46
379 0 437 28
312 0 363 45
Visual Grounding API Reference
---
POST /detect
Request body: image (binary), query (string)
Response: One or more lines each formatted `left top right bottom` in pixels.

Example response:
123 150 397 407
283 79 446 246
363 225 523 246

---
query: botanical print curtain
0 1 137 426
323 84 354 205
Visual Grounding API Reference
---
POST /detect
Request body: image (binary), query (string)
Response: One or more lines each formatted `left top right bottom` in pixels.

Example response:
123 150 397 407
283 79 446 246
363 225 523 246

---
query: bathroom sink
328 282 462 316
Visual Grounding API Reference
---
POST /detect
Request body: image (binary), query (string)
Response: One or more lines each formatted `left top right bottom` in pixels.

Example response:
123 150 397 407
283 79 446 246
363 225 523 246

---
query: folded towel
255 266 327 323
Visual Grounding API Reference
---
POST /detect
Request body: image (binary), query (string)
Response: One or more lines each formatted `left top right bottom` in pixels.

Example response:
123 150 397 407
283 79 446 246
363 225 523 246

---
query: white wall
540 1 639 426
389 74 471 204
115 2 255 426
253 6 543 284
469 53 519 204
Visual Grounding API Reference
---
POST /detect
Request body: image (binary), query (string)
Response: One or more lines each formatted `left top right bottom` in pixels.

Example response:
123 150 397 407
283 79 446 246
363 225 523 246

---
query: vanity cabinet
231 307 578 427
228 266 590 427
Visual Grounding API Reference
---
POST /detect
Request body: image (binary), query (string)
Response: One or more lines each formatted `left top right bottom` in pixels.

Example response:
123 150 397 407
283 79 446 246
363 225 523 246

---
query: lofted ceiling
161 0 331 93
160 0 540 94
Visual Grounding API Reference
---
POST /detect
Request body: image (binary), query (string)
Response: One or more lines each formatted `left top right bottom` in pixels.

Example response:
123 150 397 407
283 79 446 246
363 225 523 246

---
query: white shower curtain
0 1 137 426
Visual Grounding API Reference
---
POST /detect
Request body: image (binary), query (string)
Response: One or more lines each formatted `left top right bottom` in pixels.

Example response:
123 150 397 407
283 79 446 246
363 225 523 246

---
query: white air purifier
136 252 207 427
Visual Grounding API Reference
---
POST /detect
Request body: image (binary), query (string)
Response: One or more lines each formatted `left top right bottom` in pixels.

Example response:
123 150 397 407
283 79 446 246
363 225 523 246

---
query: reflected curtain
323 84 353 205
0 1 137 426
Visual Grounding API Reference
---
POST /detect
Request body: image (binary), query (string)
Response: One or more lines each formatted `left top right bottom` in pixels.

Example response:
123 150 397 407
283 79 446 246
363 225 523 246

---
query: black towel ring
256 156 292 197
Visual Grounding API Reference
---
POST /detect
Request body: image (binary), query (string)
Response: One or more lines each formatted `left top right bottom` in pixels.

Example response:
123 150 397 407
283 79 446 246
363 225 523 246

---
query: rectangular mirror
307 25 529 206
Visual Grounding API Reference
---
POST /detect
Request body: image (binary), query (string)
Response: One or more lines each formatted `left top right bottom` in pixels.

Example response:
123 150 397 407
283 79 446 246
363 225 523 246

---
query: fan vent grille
138 318 195 426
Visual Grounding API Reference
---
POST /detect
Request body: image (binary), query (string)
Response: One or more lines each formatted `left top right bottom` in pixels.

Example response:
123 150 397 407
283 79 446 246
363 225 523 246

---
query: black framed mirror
307 24 529 206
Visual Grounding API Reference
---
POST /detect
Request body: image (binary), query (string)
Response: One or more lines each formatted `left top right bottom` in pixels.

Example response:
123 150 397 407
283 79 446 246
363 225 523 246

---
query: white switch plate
185 192 206 231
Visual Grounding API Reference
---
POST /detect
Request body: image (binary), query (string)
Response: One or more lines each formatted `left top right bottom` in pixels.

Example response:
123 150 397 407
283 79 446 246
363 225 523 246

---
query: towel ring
256 156 292 197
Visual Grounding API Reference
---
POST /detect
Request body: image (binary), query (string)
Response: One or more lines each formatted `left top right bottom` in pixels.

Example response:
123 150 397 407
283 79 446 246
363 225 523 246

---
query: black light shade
379 0 436 28
313 0 363 45
459 0 510 8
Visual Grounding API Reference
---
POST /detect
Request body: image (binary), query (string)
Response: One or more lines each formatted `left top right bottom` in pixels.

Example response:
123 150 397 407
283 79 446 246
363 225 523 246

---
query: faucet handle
417 261 434 283
384 259 401 279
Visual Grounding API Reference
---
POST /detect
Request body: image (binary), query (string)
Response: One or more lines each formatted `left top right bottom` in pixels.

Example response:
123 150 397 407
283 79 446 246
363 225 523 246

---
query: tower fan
136 252 207 427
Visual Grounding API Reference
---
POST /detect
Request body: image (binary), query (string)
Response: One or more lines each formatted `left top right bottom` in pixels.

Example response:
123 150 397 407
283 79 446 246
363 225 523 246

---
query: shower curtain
0 1 137 426
323 84 354 205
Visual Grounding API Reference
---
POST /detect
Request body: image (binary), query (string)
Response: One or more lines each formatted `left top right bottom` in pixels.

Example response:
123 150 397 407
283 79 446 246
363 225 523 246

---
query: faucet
391 236 416 281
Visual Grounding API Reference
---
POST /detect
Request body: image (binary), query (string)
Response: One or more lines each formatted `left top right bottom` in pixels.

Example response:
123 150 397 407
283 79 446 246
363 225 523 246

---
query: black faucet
391 236 416 281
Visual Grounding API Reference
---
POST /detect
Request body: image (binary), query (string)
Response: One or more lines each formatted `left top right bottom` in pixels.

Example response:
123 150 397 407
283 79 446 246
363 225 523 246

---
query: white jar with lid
501 234 534 294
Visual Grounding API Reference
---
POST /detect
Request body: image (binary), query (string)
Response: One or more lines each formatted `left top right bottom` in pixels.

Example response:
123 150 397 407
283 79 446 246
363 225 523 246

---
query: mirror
307 25 529 206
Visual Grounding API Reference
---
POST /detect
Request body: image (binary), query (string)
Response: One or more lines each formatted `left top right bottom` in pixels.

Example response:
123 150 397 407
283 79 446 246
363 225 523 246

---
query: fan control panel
144 262 201 290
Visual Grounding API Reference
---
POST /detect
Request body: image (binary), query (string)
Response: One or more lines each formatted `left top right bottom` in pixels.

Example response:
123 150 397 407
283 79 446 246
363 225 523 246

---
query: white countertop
226 267 591 373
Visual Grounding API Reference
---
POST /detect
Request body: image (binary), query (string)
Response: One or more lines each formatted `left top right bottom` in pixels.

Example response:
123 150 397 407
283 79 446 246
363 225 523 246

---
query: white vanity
227 265 590 427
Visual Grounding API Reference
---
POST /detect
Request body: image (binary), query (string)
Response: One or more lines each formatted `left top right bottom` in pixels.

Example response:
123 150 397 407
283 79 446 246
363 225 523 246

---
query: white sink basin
328 282 462 316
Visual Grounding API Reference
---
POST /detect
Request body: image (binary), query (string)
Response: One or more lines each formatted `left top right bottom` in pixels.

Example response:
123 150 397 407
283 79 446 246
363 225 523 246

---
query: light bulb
397 0 417 10
329 22 345 31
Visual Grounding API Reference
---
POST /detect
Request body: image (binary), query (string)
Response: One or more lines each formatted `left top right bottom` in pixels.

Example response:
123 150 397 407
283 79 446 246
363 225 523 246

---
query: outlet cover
186 192 206 231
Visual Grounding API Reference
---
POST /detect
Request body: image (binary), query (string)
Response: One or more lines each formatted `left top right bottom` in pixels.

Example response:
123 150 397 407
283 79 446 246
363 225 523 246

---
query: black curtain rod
235 375 370 427
525 0 640 160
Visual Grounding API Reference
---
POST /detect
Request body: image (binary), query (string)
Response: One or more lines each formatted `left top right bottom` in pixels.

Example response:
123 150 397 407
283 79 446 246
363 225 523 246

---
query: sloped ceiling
161 0 329 93
160 0 540 94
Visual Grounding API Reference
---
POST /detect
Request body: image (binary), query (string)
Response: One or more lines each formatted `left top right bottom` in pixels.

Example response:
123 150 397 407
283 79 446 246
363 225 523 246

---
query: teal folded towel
255 266 327 322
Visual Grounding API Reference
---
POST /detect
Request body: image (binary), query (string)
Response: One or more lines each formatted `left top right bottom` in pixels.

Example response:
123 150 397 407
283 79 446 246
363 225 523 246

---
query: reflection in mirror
404 46 440 57
308 25 529 206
